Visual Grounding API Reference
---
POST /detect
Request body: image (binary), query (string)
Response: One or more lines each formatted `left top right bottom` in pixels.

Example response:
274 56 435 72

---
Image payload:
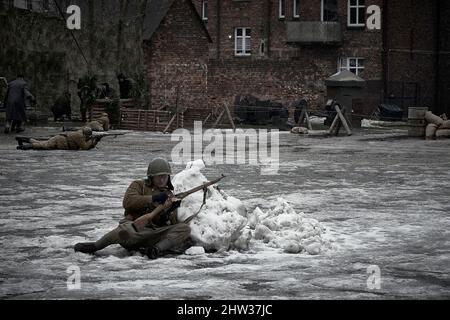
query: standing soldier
3 75 29 134
16 127 100 150
74 158 192 259
51 91 72 122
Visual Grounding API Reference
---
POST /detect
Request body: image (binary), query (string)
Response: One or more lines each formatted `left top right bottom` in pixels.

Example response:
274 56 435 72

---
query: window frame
235 27 252 57
202 0 208 21
293 0 300 18
279 0 286 19
339 57 365 76
347 0 366 27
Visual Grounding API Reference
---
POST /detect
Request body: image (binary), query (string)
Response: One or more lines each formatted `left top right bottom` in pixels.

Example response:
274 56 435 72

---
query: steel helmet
81 126 92 137
147 158 171 177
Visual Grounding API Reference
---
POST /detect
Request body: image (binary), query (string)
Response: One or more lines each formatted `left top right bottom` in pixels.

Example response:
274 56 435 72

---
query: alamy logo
367 265 381 290
66 5 81 30
171 122 279 175
367 5 381 30
67 265 81 290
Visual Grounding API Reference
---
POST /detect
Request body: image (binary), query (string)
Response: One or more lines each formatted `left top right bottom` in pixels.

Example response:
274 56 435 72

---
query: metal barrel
408 107 428 137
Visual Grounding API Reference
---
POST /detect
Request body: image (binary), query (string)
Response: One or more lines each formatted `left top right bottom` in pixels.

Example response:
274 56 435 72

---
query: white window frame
235 27 251 56
279 0 285 19
339 57 365 76
321 0 323 21
348 0 366 27
202 0 208 21
293 0 300 18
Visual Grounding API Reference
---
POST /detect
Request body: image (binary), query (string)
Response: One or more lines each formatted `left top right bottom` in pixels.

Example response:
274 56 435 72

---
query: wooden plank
335 105 352 136
296 108 306 127
137 110 141 130
328 113 340 135
212 109 225 128
223 103 236 131
163 113 177 134
203 113 212 125
305 111 313 130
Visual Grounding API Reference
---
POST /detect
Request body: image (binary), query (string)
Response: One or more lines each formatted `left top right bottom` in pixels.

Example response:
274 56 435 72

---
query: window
13 0 27 9
293 0 300 18
235 28 251 56
13 0 55 13
279 0 285 19
339 57 365 76
321 0 338 22
202 0 208 21
348 0 365 27
43 0 50 11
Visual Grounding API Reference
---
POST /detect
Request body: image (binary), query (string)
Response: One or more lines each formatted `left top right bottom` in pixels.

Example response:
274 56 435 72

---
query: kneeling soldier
74 158 192 259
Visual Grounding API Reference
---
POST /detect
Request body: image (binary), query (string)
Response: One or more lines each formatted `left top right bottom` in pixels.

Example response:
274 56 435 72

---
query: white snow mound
172 160 247 251
172 160 330 255
250 198 329 255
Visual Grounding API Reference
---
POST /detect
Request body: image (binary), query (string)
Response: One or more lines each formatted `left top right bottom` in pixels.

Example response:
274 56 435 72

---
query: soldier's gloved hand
152 192 169 204
168 199 181 212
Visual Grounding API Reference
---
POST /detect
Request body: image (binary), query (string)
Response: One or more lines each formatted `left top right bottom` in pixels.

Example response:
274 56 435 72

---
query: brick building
190 0 384 119
185 0 449 118
1 0 448 125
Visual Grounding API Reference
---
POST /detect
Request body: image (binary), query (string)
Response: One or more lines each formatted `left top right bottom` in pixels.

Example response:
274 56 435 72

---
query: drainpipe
216 0 221 59
434 0 440 113
382 0 388 103
267 0 271 57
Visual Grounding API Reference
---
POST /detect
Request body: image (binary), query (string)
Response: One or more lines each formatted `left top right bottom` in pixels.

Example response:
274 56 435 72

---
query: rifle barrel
175 175 226 199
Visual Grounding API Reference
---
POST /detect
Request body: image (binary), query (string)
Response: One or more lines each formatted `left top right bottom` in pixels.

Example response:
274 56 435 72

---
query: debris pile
291 127 309 134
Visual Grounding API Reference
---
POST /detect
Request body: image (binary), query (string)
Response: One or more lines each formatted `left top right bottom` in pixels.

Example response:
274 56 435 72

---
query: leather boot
74 242 98 254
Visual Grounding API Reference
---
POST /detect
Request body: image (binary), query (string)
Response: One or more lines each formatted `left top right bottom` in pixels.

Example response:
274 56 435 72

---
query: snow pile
309 116 326 126
247 198 329 255
172 160 248 252
361 119 408 128
184 246 206 255
172 160 330 255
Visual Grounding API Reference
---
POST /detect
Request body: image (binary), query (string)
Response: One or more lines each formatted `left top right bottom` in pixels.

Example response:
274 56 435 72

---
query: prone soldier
63 112 109 132
86 112 109 131
16 127 100 150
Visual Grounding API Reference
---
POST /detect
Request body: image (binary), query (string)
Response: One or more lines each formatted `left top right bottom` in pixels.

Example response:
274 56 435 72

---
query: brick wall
438 1 450 115
385 0 437 111
144 0 211 117
385 0 450 115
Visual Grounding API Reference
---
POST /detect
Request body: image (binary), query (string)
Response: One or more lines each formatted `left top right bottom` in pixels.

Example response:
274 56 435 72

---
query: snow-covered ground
0 126 449 299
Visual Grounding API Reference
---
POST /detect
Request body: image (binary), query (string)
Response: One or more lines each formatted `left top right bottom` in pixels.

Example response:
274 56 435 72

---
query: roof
325 70 366 87
143 0 212 42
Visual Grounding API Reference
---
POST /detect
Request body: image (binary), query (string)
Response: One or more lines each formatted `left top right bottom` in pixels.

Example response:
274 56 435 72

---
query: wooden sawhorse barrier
328 104 352 136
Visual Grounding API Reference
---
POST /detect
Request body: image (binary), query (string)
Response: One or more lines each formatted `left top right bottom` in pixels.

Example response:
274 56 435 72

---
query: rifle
92 131 126 140
133 174 226 232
